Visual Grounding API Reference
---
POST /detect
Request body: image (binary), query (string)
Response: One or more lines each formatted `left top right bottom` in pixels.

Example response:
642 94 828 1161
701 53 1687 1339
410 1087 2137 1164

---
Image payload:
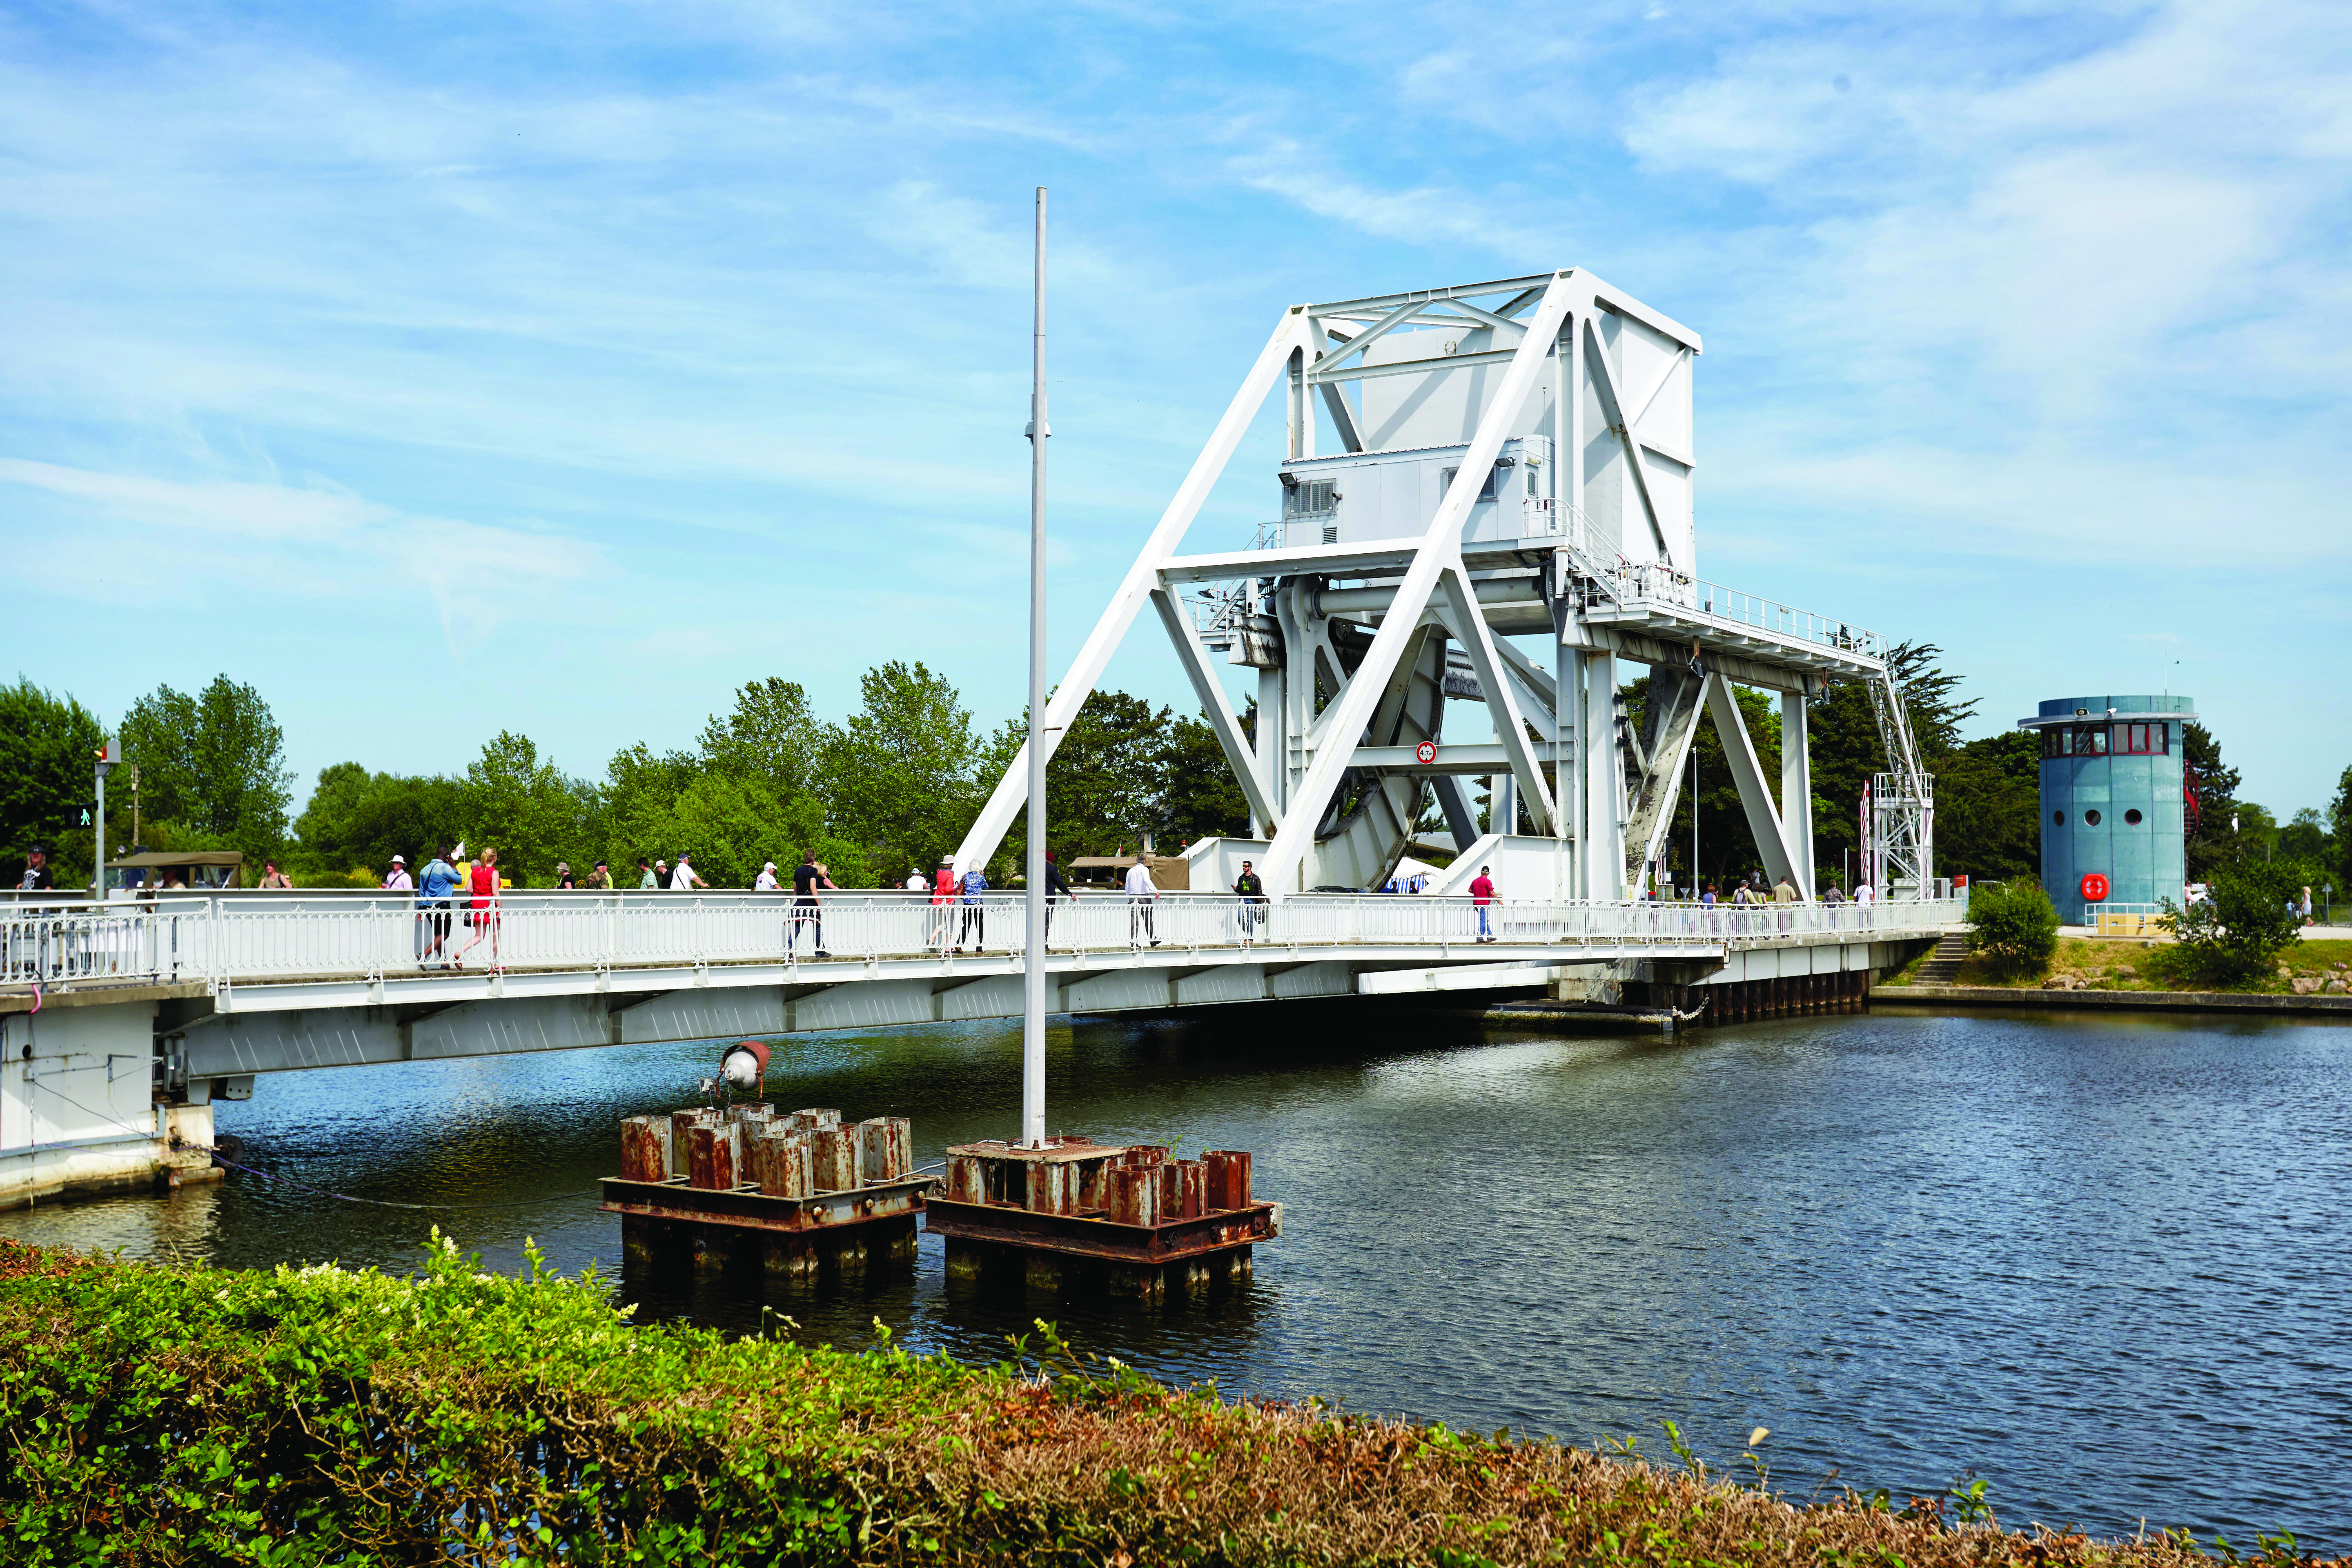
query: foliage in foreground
1965 878 2061 977
2159 862 2310 985
0 1239 2329 1567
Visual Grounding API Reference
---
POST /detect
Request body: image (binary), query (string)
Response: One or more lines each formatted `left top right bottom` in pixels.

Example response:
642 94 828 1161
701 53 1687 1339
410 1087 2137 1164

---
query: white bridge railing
2 892 1969 992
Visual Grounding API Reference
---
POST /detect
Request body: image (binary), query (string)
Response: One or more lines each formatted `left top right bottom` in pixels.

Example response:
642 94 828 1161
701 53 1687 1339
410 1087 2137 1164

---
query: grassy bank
0 1237 2325 1566
1885 937 2352 993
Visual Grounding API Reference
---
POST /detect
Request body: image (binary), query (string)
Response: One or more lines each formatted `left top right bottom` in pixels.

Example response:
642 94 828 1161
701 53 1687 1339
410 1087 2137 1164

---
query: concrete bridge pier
1565 936 1937 1027
1 993 218 1209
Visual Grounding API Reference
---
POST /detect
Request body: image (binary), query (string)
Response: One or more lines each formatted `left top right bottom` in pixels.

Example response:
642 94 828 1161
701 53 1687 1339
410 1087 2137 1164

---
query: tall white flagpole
1021 188 1050 1148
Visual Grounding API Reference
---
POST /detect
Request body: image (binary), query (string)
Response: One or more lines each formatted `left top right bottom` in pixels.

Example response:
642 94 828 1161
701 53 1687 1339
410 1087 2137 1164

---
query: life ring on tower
2080 873 2109 902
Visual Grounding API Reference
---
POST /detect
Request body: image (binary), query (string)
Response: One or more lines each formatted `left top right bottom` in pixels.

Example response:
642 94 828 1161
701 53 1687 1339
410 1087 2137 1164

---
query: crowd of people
1683 871 1876 906
342 843 1295 965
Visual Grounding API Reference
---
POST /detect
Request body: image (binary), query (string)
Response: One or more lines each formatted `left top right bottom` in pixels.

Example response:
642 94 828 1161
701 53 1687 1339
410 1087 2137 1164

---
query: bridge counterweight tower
955 270 1934 900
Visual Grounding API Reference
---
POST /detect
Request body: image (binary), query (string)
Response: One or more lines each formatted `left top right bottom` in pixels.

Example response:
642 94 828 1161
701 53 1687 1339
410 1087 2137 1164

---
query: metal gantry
956 270 1935 900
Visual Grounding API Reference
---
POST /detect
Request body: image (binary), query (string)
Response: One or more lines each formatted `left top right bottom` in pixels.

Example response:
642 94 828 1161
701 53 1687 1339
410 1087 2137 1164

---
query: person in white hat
754 860 782 892
382 854 412 893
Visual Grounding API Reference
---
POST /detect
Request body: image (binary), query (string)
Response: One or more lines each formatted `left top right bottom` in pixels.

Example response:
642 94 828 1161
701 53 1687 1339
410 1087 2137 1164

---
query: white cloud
1232 141 1559 254
0 459 370 542
0 460 604 656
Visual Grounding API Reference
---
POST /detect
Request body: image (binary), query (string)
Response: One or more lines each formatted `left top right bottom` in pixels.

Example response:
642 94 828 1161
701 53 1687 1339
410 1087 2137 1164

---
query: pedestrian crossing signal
78 801 96 827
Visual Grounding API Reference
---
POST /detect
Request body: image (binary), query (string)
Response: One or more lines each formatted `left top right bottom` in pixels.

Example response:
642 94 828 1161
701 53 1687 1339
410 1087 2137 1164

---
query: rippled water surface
6 1004 2347 1546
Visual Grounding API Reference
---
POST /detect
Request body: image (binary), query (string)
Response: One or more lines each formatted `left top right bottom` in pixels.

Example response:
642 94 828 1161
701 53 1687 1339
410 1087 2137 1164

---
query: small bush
1966 879 2060 977
2159 862 2308 986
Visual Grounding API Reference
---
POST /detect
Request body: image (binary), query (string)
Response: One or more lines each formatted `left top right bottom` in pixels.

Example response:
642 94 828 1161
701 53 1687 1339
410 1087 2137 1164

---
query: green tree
2181 721 2243 880
462 732 582 885
118 675 294 865
0 677 106 889
1934 731 2041 882
2158 860 2305 985
1158 713 1252 846
1633 644 1978 895
2234 802 2279 863
698 678 824 800
1002 689 1173 862
1804 642 1976 882
1964 878 2059 978
601 743 702 873
822 662 987 885
290 766 467 884
2278 806 2330 867
660 773 823 889
289 762 376 884
1635 675 1780 891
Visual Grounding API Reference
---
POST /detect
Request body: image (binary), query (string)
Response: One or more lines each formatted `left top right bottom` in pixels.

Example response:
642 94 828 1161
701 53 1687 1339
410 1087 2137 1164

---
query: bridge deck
5 891 1965 1007
1 893 1964 1086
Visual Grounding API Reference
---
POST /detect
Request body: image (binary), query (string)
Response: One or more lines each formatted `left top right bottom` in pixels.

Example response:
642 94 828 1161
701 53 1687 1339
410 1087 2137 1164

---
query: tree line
0 667 1248 890
3 656 2343 897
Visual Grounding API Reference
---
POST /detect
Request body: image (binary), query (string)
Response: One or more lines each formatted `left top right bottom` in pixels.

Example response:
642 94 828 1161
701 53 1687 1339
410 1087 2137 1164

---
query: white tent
1382 856 1443 893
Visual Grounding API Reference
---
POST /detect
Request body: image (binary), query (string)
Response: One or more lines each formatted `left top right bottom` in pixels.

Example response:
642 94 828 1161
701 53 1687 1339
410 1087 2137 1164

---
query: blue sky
3 0 2347 819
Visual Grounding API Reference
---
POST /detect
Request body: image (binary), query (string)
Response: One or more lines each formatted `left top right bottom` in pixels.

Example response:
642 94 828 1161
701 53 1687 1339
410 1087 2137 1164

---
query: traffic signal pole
93 740 116 900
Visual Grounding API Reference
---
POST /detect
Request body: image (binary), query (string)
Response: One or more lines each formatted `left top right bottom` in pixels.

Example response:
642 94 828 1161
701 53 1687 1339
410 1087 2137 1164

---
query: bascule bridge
1 268 1960 1210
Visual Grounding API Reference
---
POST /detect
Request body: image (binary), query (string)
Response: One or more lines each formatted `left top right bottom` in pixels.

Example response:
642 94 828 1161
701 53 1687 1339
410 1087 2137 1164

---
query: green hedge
0 1237 2315 1566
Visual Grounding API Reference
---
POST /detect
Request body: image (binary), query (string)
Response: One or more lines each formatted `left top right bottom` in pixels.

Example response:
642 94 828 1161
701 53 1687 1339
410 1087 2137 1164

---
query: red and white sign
1414 740 1438 765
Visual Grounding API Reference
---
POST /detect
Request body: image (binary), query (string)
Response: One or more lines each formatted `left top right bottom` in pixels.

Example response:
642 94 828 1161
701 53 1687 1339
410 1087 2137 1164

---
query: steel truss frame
954 271 1934 899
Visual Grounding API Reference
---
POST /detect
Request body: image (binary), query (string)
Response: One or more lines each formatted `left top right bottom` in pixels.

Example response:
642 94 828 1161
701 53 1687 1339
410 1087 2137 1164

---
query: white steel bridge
4 887 1961 1199
2 264 1964 1205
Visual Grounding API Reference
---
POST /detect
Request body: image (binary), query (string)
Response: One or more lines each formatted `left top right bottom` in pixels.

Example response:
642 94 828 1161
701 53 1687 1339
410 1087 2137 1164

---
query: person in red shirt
453 847 503 968
931 856 957 953
1469 864 1496 942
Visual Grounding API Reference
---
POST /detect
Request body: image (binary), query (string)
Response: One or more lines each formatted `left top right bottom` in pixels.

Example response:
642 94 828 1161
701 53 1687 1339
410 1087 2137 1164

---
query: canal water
4 1004 2345 1548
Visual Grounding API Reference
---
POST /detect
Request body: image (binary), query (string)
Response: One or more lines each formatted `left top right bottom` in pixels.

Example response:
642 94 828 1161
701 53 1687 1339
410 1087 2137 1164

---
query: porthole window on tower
2053 810 2066 826
2125 808 2143 825
2085 809 2103 826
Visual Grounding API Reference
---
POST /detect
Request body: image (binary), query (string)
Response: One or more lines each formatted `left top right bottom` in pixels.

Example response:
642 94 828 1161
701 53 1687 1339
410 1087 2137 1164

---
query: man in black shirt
791 850 837 959
1041 849 1072 944
1232 859 1266 945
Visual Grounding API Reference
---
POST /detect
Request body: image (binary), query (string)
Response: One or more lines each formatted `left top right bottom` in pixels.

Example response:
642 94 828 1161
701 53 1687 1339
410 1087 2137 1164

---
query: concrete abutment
0 997 220 1209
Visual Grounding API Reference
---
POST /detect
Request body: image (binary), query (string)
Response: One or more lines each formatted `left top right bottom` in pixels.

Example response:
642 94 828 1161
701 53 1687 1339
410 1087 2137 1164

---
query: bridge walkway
3 889 1964 1081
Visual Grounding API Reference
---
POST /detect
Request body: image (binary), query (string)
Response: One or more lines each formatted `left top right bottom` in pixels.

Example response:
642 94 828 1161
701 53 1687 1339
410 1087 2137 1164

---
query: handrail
1 893 1970 994
1588 559 1886 661
1213 497 1886 662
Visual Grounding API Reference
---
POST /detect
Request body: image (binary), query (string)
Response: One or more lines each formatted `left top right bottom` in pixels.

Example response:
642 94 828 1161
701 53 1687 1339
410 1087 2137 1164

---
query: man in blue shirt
957 864 989 953
416 845 462 968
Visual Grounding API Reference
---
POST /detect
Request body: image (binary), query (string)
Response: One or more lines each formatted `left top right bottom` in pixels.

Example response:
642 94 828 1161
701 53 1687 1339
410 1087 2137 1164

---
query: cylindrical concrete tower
2019 695 2194 924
